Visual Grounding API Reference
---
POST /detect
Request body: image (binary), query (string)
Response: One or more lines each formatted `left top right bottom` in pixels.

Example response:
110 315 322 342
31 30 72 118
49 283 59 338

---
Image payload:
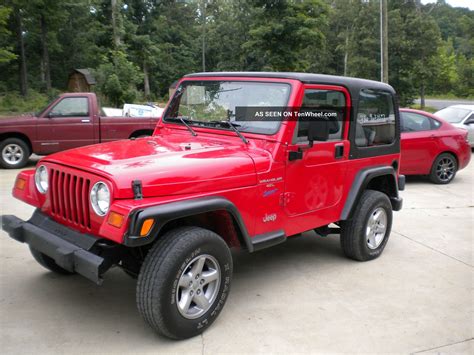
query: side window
356 89 395 147
49 97 89 117
400 112 434 132
296 89 346 143
431 118 441 129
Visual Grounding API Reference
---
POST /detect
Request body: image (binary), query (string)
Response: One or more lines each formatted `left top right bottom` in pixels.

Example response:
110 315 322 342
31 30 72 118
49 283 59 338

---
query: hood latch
132 180 143 200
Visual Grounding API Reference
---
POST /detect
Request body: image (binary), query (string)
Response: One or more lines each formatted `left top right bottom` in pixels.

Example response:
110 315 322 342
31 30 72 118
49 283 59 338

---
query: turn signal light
15 178 26 190
107 211 124 228
140 218 155 236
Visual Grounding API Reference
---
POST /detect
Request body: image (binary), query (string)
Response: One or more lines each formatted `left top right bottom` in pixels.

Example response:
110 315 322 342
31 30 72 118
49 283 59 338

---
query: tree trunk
143 60 150 99
343 27 349 76
15 8 28 96
111 0 121 48
40 14 51 92
201 0 206 72
382 0 389 83
420 82 425 109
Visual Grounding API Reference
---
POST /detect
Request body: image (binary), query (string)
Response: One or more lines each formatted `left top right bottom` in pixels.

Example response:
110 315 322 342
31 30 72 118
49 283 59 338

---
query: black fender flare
340 166 403 220
125 196 253 249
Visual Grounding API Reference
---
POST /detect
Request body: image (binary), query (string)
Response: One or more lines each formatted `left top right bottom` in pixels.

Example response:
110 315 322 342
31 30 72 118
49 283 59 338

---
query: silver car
435 105 474 147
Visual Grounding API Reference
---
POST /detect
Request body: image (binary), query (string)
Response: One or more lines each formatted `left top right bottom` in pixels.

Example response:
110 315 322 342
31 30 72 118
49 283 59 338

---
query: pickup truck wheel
340 190 392 261
0 138 30 169
429 153 457 184
29 246 75 275
136 227 232 339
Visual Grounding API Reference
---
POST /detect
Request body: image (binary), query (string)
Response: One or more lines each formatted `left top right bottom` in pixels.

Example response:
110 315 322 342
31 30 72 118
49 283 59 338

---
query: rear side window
401 112 439 132
49 97 89 117
355 89 395 147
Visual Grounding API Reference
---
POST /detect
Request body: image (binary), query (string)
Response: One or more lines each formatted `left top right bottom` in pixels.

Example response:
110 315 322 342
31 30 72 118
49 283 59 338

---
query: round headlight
34 165 48 194
90 182 110 216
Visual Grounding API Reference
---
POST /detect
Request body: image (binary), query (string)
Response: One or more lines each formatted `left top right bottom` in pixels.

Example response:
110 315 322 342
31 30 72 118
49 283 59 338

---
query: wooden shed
67 69 96 92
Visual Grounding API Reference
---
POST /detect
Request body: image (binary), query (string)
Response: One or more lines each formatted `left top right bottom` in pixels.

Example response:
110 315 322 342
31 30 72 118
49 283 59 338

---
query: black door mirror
308 119 330 143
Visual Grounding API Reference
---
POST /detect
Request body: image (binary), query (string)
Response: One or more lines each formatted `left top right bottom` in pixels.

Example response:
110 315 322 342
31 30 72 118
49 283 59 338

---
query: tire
340 190 393 261
0 138 31 169
136 227 232 339
29 246 75 275
429 153 458 184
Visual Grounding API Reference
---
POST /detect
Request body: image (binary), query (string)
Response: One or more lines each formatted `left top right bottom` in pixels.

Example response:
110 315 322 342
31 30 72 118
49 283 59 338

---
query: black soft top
184 71 396 95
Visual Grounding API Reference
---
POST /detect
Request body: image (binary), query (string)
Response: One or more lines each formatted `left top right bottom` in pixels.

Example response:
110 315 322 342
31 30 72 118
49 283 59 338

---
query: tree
242 0 329 72
0 5 16 64
95 50 143 106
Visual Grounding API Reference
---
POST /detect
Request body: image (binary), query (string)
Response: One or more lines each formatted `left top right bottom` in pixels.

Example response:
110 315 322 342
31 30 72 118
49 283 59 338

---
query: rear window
435 107 470 123
400 112 439 132
355 89 395 147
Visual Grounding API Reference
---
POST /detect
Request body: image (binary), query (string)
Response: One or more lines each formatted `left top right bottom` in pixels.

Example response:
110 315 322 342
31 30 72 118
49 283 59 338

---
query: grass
0 91 50 116
424 94 474 101
407 104 438 113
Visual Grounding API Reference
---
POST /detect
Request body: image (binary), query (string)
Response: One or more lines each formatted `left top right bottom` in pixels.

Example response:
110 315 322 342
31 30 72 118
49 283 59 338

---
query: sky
421 0 474 10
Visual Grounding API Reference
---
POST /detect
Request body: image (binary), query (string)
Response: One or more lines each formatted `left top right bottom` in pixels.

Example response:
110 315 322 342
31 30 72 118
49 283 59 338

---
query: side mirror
308 119 330 143
47 112 54 118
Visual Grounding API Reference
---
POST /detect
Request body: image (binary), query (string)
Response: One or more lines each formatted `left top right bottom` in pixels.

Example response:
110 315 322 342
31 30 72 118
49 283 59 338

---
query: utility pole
380 0 388 83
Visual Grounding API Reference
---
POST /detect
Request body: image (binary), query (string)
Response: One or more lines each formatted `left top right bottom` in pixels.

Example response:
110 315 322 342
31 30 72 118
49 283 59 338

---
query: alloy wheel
175 254 221 319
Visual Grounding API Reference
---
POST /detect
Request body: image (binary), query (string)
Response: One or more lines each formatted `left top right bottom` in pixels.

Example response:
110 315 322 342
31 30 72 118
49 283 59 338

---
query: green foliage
0 5 16 64
94 50 143 106
243 0 329 71
0 90 49 115
0 0 472 114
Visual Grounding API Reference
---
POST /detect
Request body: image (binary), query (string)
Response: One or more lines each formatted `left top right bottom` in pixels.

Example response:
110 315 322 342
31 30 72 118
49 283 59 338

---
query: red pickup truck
0 93 159 168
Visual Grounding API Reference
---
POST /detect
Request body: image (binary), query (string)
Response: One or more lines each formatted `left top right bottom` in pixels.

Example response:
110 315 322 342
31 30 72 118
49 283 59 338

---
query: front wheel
136 227 232 339
0 138 31 169
340 190 393 261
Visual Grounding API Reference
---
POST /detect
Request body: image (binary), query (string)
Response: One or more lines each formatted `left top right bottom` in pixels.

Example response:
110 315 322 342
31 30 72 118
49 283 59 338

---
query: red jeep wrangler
1 72 404 339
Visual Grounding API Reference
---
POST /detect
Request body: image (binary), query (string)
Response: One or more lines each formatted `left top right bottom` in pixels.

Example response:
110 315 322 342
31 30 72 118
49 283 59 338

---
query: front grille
49 168 91 230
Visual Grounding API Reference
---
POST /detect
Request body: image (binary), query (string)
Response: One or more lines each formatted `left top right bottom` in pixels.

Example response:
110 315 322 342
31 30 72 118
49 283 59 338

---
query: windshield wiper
210 120 248 144
166 116 197 136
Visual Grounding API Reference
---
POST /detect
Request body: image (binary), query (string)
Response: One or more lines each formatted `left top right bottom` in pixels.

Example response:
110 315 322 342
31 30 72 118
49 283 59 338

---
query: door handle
81 119 91 123
335 144 344 158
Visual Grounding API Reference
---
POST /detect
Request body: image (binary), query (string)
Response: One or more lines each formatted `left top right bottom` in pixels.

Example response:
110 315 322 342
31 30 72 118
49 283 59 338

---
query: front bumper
1 210 111 284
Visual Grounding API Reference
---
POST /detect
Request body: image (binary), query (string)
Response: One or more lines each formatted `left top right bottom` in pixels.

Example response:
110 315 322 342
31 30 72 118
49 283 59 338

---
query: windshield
434 107 471 123
164 80 291 135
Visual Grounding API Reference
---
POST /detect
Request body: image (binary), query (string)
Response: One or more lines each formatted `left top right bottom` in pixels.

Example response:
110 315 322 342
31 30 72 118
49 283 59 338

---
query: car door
400 111 439 175
284 85 349 222
36 96 94 153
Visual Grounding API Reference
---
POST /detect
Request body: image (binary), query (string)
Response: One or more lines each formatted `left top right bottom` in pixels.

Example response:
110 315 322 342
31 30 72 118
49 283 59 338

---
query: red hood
43 134 259 199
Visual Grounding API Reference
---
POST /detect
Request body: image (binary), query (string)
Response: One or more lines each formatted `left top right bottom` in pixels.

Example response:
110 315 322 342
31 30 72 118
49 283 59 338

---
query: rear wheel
136 226 232 339
340 190 393 261
29 247 75 275
0 138 31 169
429 153 457 184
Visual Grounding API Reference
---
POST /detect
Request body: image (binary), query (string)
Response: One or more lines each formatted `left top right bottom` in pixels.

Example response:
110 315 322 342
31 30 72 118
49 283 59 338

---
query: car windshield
163 80 291 135
434 107 471 123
